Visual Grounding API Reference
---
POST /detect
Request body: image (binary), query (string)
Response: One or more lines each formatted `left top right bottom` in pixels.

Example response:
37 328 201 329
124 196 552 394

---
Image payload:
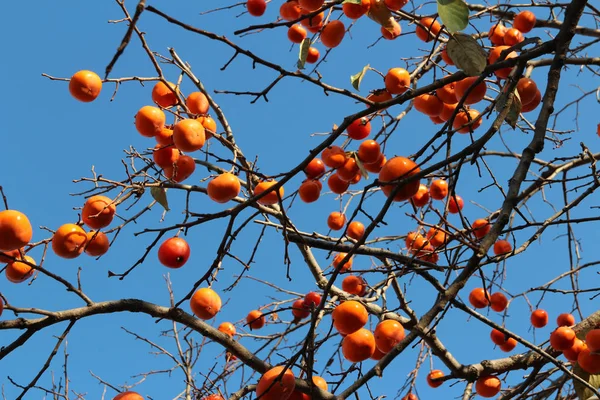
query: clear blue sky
1 1 599 399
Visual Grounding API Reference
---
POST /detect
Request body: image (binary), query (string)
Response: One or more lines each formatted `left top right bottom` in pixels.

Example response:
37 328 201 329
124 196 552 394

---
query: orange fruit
374 319 405 353
280 1 302 20
514 10 536 33
218 322 236 337
327 173 350 194
113 392 144 400
155 127 174 145
0 248 22 264
304 158 326 179
410 184 430 207
135 106 166 138
333 252 353 271
550 326 576 351
488 46 518 79
430 116 444 124
429 179 448 200
357 140 381 164
247 310 266 329
300 10 324 30
153 144 180 170
521 89 541 112
84 231 110 257
490 292 508 312
342 328 376 362
186 92 210 115
557 313 575 327
363 155 386 173
342 275 367 296
469 288 489 308
164 155 196 183
415 17 441 42
426 370 444 388
384 0 408 11
320 20 345 48
453 109 482 134
327 212 346 231
378 157 421 201
436 80 458 104
336 158 360 181
306 47 320 63
503 28 524 46
586 329 600 352
255 366 295 400
292 299 310 320
202 395 224 400
366 89 392 107
207 173 241 203
441 47 454 65
471 218 490 239
0 210 33 251
254 180 284 205
247 0 267 16
447 194 464 214
493 239 512 255
289 376 328 400
384 68 410 95
516 78 538 105
69 70 102 102
530 309 548 328
6 255 35 283
381 21 402 40
343 0 370 19
346 221 365 240
454 77 487 105
490 328 508 346
439 102 457 122
426 227 447 248
332 300 368 334
322 146 346 168
190 288 221 320
288 24 307 44
578 347 600 374
563 338 585 362
401 394 417 400
405 232 428 254
298 179 322 203
82 195 116 229
299 0 324 11
52 223 88 259
173 119 206 153
414 93 443 116
151 81 178 108
500 337 517 352
488 23 507 45
157 237 190 269
475 376 501 398
347 117 371 140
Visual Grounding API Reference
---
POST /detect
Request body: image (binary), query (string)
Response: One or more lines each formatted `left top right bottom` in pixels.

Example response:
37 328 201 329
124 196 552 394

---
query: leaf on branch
351 64 370 91
446 33 487 76
342 0 363 4
151 187 170 211
353 153 370 180
496 88 522 129
573 363 600 400
297 38 311 70
437 0 469 33
367 0 396 31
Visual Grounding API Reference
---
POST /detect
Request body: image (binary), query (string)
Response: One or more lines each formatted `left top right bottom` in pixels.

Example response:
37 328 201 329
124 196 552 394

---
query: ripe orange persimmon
333 252 353 270
414 93 443 117
516 78 538 105
384 68 410 95
521 89 541 112
384 0 407 11
300 10 324 30
488 46 518 79
247 0 267 16
429 179 448 200
364 155 386 173
441 47 453 65
550 326 576 351
280 1 302 20
336 158 360 181
426 370 444 388
439 102 457 122
155 127 174 145
357 140 381 164
347 117 371 140
378 157 421 201
202 395 224 400
327 212 346 231
152 81 178 108
416 17 441 42
530 309 548 328
488 23 507 45
82 195 116 230
374 319 405 353
52 223 87 259
493 239 512 255
436 80 458 104
298 179 322 203
342 275 367 296
173 119 205 152
299 0 324 11
490 328 508 346
306 47 320 64
304 291 321 308
113 392 144 400
490 292 508 312
254 180 284 205
471 218 490 239
454 77 487 105
578 347 600 374
343 0 370 19
84 231 110 257
304 158 325 179
164 155 196 183
514 10 536 33
321 20 345 48
557 313 575 327
332 300 368 335
586 329 600 352
190 288 222 320
503 28 524 46
135 106 165 138
256 366 295 400
426 227 447 248
366 89 392 106
186 92 210 115
328 173 350 194
342 328 376 362
158 237 190 268
447 194 464 214
198 115 217 139
563 338 586 362
346 221 365 240
288 24 307 44
0 248 22 264
469 288 490 309
405 232 428 254
411 184 430 207
0 210 33 251
69 70 102 102
453 109 482 133
207 173 241 203
381 21 402 40
247 310 266 330
218 322 236 337
153 144 180 170
476 376 501 398
292 299 310 319
322 146 346 168
500 337 517 352
6 255 36 283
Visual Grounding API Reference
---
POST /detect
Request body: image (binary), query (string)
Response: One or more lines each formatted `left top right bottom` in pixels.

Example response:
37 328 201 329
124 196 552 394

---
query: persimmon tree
2 0 600 399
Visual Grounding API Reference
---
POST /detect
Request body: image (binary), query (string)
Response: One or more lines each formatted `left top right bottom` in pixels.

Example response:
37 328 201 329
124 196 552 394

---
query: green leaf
446 33 487 76
151 187 170 211
496 87 522 129
297 38 311 70
437 0 469 33
342 0 362 4
350 64 370 91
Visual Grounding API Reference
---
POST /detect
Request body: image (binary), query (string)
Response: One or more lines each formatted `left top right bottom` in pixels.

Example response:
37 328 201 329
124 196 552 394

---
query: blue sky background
1 1 599 399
